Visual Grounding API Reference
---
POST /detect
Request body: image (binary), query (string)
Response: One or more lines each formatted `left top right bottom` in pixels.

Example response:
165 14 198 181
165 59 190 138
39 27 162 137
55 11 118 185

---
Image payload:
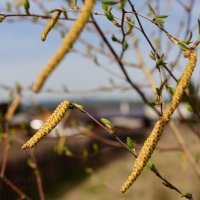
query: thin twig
75 106 193 199
0 13 92 22
0 121 10 177
29 150 45 200
91 14 161 116
127 0 200 119
0 175 31 200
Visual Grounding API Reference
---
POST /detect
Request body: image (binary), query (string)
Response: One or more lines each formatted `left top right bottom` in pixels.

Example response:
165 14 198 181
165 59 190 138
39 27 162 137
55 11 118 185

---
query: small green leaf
148 4 157 17
93 55 100 66
146 160 156 170
123 41 128 50
102 0 119 6
49 9 58 13
111 34 121 43
156 88 161 96
156 58 167 68
126 137 135 150
184 102 193 113
149 51 156 61
181 192 192 199
120 0 127 9
183 32 193 45
168 87 175 96
112 19 120 27
100 117 113 131
62 7 68 19
83 149 89 159
23 0 30 14
102 3 120 27
178 41 189 51
27 158 34 168
154 17 165 26
106 8 114 21
84 167 93 174
148 101 156 107
158 15 169 19
102 1 109 11
126 16 134 34
68 0 78 10
92 143 99 152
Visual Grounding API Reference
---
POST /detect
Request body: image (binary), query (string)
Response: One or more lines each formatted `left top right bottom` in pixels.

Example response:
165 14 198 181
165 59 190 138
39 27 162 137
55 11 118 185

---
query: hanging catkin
41 10 61 41
121 51 197 193
22 100 70 149
33 0 95 92
5 96 21 121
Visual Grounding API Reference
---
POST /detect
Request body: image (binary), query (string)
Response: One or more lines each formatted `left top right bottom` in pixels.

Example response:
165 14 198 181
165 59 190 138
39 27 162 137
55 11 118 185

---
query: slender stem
0 175 31 200
127 0 200 119
119 10 126 60
91 14 161 116
29 150 45 200
75 106 193 199
79 108 136 155
0 121 10 177
0 13 92 22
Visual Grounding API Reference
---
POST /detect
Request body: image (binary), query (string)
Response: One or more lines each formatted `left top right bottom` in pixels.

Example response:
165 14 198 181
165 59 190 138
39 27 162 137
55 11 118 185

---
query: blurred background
0 0 200 199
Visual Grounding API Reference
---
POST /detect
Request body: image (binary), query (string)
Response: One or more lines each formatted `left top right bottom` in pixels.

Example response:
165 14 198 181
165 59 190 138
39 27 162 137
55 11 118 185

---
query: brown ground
47 123 200 200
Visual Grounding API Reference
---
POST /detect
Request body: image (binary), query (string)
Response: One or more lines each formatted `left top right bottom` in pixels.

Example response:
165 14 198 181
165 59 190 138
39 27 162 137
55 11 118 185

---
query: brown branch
0 175 31 200
91 14 161 116
0 121 10 177
29 150 45 200
0 13 92 22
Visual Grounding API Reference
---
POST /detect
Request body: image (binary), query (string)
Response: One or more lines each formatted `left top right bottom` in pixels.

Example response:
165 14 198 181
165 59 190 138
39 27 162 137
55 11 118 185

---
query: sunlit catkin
41 10 61 41
5 96 21 121
22 100 70 149
32 0 95 92
121 51 197 193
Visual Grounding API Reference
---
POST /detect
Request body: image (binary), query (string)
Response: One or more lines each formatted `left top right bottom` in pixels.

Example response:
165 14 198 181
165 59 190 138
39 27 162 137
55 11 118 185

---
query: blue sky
1 1 200 102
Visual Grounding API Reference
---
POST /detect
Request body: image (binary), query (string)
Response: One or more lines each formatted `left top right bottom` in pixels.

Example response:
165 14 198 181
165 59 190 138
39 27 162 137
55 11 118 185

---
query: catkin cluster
5 96 21 121
32 0 95 92
22 100 70 149
121 51 197 193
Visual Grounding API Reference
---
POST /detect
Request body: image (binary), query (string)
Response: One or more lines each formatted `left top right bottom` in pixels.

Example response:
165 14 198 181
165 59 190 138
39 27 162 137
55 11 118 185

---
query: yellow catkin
5 96 21 121
121 51 197 193
41 10 61 41
22 100 70 149
32 0 95 92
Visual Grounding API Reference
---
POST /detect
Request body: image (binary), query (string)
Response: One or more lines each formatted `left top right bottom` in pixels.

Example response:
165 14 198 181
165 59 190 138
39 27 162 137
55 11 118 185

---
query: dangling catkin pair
22 0 95 148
